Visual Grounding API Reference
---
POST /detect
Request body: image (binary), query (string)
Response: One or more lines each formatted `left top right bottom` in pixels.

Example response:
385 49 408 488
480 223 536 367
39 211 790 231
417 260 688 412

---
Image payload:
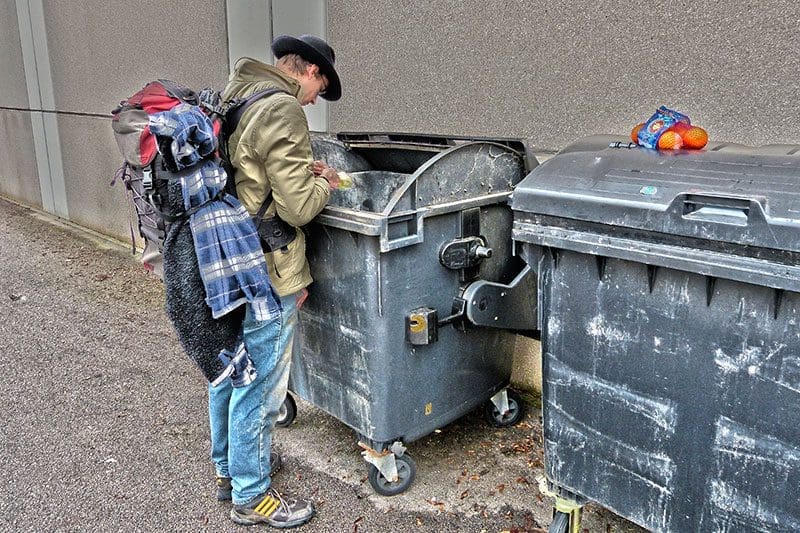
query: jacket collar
226 58 302 100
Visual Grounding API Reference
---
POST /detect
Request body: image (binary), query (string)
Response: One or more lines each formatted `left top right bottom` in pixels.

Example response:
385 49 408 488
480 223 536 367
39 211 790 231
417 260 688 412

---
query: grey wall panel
227 0 272 69
328 1 800 151
0 111 42 208
41 0 230 116
272 0 329 131
3 1 41 209
59 115 131 241
0 1 29 108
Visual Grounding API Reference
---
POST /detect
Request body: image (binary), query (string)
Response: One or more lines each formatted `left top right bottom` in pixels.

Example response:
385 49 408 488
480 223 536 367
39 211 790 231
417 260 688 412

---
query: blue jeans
207 292 298 505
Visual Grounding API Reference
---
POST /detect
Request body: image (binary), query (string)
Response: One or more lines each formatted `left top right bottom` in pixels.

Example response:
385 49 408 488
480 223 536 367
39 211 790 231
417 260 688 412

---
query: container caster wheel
548 510 570 533
484 388 524 427
367 453 416 496
276 393 297 428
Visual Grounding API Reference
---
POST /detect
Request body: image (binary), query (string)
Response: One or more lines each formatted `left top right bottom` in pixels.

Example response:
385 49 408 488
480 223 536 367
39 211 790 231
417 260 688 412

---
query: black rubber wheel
548 510 570 533
483 388 525 427
276 393 297 428
367 453 417 496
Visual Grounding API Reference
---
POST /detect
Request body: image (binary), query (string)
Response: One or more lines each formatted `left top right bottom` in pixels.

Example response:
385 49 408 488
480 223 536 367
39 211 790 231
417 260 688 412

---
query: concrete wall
328 1 800 152
41 0 229 236
511 335 542 397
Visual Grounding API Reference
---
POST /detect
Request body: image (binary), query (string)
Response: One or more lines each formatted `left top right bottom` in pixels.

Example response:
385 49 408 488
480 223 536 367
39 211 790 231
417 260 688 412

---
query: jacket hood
224 58 302 101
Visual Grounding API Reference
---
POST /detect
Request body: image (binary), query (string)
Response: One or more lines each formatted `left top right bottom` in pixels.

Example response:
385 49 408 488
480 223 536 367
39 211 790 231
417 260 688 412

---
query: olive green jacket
222 58 331 297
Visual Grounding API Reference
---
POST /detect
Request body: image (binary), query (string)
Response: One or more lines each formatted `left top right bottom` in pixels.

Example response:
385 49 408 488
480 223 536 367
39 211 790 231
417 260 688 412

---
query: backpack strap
252 192 297 252
219 88 289 185
220 87 290 220
255 192 273 220
223 88 289 137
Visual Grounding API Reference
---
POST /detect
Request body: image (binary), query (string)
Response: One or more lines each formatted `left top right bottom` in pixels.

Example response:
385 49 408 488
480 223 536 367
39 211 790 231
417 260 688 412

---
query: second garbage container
513 135 800 532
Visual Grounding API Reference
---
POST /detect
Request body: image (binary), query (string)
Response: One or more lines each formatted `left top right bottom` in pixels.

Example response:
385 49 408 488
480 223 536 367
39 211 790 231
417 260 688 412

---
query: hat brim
272 36 341 101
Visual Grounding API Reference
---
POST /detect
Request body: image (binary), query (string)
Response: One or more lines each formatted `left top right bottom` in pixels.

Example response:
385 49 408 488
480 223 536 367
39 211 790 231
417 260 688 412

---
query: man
211 34 342 528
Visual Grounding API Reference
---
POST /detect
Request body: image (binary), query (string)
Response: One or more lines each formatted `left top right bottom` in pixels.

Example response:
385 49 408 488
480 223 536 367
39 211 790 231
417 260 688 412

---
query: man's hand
310 160 340 190
310 160 328 176
320 167 340 190
296 287 309 310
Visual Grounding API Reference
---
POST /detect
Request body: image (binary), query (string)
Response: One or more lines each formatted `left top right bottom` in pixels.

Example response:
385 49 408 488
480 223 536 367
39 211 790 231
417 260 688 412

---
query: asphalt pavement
0 197 645 532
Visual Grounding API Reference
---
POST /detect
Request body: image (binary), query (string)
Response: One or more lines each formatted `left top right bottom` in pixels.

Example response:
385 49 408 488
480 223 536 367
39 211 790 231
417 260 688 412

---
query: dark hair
276 53 313 75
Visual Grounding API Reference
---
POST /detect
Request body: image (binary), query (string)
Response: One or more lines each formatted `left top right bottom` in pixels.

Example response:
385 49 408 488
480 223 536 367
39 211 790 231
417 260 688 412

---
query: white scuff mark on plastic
714 416 800 468
678 279 691 304
715 341 790 381
587 315 630 344
544 438 566 474
714 345 762 374
547 436 672 531
779 355 800 393
548 417 676 492
545 391 676 490
708 479 797 530
337 323 365 342
547 316 561 336
345 392 371 426
765 342 786 362
549 359 677 433
309 368 372 425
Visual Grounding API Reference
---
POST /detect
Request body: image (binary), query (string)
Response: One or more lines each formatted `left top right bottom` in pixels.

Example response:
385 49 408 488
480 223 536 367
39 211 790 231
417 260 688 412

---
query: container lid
311 133 528 252
511 135 800 254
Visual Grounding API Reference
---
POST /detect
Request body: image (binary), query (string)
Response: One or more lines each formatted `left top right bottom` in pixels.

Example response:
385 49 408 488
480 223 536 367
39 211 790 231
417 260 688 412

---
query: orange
631 122 645 143
657 131 683 150
683 126 708 149
669 121 691 137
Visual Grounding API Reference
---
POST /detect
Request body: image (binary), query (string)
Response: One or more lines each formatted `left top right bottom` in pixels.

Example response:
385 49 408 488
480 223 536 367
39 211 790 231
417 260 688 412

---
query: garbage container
283 132 538 495
512 135 800 532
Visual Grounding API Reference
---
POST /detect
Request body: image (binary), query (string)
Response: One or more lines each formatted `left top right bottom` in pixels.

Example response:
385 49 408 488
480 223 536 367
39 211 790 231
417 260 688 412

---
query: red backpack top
111 80 223 167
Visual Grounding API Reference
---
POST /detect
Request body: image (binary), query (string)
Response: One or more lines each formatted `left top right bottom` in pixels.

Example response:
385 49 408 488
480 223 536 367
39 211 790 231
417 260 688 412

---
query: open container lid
311 132 531 251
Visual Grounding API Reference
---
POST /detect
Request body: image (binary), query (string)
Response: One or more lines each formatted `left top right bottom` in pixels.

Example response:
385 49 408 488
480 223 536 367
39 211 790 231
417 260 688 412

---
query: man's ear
306 63 320 78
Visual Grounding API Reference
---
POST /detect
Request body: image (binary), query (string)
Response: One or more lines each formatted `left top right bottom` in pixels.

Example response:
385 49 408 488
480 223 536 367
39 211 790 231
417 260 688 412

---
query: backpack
110 79 285 277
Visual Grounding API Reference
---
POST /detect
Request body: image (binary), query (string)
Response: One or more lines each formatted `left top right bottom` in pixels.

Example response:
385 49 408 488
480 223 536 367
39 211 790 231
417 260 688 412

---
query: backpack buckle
142 167 154 191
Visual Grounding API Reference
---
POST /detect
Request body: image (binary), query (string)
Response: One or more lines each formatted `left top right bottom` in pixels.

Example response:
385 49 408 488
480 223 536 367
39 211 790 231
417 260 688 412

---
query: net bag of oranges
631 106 708 150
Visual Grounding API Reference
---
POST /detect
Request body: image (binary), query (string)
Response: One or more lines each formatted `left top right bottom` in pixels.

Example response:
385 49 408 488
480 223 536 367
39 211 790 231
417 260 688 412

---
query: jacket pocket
269 229 305 279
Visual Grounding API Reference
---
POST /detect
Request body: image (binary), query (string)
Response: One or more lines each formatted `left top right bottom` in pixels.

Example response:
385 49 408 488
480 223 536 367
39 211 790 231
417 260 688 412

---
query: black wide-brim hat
272 34 341 101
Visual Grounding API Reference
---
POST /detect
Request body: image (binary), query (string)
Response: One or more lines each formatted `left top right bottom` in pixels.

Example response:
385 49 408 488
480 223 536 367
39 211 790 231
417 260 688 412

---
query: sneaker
216 451 283 501
230 487 315 528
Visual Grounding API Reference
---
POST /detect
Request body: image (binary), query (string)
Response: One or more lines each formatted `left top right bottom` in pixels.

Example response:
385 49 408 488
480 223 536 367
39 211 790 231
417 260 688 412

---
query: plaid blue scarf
149 104 280 323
